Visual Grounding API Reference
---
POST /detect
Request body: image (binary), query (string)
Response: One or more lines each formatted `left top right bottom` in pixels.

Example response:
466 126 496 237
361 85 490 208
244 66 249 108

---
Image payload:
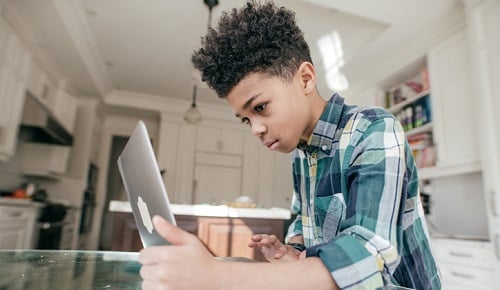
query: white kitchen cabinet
0 69 26 161
52 85 77 135
0 203 39 249
0 19 30 161
432 238 494 290
21 142 71 177
26 60 55 109
463 0 500 287
193 152 242 204
427 29 480 172
196 125 243 155
240 133 293 208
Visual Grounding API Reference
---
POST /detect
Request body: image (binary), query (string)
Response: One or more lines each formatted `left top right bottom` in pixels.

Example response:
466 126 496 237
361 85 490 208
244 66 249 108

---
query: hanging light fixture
183 0 219 124
184 84 202 124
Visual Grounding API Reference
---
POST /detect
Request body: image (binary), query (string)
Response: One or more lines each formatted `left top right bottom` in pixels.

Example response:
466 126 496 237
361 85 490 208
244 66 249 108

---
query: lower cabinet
0 203 39 249
111 213 285 261
432 238 494 290
196 216 284 261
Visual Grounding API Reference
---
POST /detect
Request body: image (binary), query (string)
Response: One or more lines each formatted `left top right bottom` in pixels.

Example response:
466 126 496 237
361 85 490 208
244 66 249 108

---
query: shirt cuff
306 233 386 289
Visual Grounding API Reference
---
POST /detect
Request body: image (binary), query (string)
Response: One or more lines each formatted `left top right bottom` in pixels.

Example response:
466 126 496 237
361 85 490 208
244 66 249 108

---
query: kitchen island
109 201 292 261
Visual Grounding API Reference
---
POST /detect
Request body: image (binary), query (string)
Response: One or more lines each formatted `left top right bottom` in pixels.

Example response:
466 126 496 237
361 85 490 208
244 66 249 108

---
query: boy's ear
296 62 316 94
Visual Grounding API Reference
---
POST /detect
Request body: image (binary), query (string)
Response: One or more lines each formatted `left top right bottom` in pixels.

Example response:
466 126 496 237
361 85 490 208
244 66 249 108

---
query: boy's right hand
248 234 303 263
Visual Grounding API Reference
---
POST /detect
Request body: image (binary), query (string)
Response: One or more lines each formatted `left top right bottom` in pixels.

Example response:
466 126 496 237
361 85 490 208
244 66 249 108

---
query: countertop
0 250 141 289
109 200 292 220
0 198 45 208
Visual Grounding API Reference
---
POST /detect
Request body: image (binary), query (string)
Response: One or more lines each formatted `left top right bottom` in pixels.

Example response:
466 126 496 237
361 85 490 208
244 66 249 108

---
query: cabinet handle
449 251 472 258
495 234 500 261
450 271 475 280
490 190 498 217
191 180 198 204
8 212 23 218
216 140 224 152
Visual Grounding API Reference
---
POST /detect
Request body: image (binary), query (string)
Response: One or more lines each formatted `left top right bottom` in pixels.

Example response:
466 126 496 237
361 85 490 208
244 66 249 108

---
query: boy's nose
251 123 266 137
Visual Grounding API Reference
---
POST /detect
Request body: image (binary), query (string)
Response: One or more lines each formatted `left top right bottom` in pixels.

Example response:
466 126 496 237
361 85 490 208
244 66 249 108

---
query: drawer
439 262 493 290
431 238 494 269
0 207 31 221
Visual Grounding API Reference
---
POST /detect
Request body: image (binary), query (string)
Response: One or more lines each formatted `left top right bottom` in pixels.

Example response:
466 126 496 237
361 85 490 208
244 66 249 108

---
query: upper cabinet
0 18 30 161
196 125 244 155
25 60 55 110
52 84 77 135
427 29 480 173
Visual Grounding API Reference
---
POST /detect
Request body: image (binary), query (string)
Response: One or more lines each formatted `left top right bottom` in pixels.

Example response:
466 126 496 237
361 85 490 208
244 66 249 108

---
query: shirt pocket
316 193 346 242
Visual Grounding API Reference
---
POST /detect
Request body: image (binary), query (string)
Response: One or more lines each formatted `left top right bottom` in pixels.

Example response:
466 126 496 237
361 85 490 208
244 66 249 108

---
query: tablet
117 121 176 247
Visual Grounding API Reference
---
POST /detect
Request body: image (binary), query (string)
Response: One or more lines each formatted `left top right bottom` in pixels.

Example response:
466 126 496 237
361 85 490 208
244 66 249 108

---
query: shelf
388 90 430 114
405 122 433 137
417 161 482 180
22 168 62 181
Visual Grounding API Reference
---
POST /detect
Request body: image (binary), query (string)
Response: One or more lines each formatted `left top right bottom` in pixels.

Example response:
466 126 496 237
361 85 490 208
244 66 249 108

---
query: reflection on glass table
0 250 141 290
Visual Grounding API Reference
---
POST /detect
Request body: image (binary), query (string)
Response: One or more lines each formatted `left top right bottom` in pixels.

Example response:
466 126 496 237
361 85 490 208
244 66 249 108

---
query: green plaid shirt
286 94 441 290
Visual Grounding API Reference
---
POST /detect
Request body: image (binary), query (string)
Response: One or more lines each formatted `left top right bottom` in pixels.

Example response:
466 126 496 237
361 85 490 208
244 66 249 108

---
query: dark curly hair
191 1 312 98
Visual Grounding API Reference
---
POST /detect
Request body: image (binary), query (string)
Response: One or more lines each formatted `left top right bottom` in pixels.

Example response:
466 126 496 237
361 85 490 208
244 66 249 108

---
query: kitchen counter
0 250 141 289
109 200 292 220
0 198 45 208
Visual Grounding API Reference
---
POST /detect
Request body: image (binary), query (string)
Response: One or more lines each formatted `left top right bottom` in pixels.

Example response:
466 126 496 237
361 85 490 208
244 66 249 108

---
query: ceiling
4 0 461 109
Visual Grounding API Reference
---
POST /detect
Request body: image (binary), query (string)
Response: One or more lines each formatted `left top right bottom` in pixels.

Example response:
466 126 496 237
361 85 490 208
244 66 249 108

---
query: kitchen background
0 0 498 289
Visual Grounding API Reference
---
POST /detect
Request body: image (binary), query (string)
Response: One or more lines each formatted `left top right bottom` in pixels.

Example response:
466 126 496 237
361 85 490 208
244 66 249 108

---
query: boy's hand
139 215 224 290
248 234 303 263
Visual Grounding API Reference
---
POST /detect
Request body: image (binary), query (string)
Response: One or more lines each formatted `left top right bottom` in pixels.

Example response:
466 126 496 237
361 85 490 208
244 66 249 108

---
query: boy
139 2 441 289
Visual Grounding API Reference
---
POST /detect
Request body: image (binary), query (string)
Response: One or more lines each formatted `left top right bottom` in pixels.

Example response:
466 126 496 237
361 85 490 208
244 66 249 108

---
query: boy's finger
152 215 195 246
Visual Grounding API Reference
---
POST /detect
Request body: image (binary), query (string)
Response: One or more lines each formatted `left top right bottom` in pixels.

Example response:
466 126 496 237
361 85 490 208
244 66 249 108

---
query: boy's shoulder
342 104 395 123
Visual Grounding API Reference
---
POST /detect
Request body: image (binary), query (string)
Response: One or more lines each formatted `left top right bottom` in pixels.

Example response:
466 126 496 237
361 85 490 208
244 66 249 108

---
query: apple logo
137 196 154 234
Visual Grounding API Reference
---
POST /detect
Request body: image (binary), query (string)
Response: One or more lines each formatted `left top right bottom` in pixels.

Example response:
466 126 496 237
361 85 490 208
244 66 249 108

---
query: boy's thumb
152 215 194 246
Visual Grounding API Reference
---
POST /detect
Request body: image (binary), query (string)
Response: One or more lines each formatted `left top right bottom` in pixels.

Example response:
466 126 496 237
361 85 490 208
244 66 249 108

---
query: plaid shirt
286 94 441 290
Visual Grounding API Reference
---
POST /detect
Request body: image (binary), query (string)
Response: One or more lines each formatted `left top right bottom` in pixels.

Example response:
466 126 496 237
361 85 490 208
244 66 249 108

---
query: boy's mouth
263 139 278 149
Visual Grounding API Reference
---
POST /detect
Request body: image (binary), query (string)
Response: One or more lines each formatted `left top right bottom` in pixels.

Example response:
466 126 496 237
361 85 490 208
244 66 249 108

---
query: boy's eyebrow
235 94 261 118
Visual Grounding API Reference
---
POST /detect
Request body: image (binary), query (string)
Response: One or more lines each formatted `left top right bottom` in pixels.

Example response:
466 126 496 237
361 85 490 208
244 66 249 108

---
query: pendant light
184 84 202 124
183 0 219 124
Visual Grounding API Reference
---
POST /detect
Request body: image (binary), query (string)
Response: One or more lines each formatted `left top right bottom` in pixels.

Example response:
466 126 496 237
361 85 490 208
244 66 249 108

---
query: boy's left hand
248 234 303 262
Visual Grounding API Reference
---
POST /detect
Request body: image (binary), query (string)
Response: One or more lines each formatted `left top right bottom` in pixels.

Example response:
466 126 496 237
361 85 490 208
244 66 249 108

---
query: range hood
20 93 73 146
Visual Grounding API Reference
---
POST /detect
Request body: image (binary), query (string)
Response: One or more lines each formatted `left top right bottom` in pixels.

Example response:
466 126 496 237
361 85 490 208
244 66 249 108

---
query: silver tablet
117 120 176 248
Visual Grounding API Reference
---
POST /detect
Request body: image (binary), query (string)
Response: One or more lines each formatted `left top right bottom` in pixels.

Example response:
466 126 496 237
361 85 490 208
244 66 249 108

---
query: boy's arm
140 215 338 290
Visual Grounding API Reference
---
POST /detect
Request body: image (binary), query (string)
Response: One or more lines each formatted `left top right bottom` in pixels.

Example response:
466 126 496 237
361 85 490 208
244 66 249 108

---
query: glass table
0 250 141 290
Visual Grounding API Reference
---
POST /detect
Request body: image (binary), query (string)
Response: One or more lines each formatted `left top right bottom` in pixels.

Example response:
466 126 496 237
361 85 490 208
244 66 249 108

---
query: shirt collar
297 93 345 154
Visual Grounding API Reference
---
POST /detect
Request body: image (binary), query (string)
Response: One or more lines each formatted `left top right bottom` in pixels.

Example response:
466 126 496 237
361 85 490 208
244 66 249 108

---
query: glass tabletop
0 250 141 290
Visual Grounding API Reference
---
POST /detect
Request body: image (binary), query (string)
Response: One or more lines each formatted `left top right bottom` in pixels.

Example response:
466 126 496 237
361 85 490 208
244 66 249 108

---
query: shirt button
321 145 328 151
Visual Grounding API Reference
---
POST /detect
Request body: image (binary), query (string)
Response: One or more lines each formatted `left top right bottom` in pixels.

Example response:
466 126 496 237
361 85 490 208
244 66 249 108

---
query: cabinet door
0 68 26 161
53 88 76 134
465 0 500 263
428 29 480 169
196 126 243 155
198 217 284 261
0 206 37 249
192 152 243 204
0 225 26 250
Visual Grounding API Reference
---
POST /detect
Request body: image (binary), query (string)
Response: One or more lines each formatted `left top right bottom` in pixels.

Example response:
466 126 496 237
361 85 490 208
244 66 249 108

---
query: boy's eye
254 103 267 113
241 117 250 125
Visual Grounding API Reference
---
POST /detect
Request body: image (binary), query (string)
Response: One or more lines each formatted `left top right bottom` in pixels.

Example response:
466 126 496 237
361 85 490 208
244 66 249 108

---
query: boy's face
226 70 315 153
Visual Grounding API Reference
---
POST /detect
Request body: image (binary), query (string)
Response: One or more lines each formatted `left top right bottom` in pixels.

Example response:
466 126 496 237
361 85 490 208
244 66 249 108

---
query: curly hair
191 1 312 98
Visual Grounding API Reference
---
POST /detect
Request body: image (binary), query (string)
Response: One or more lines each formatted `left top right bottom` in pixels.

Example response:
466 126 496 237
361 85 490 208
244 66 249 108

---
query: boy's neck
301 91 327 141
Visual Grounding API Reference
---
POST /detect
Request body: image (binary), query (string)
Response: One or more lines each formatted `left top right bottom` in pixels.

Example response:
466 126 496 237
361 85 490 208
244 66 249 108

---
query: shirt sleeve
306 117 406 289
